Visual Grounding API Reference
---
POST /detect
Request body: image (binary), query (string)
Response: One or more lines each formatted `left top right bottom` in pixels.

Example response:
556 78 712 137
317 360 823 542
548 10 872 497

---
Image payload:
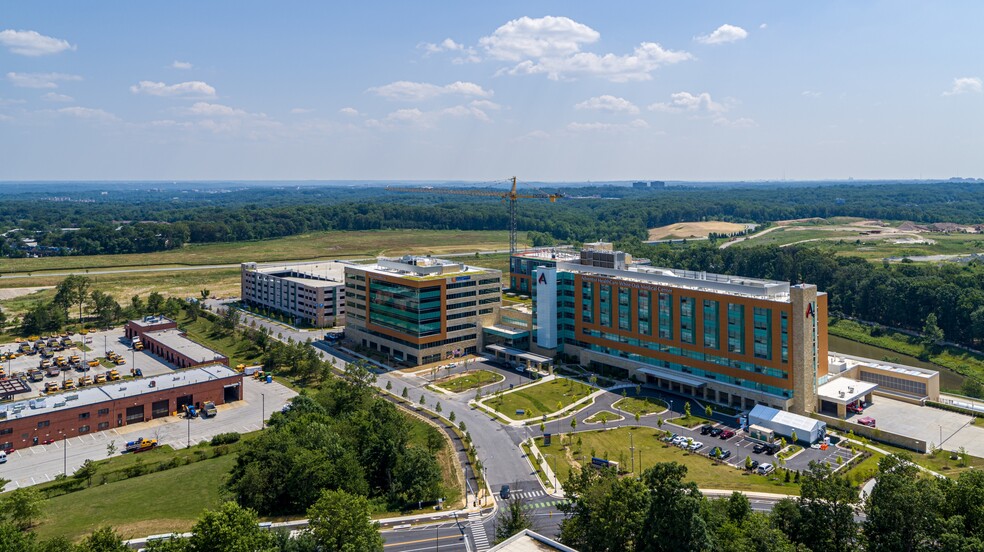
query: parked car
710 428 724 437
752 443 767 454
700 425 714 435
858 417 877 427
719 430 735 439
710 447 732 460
756 463 775 475
847 403 864 414
500 485 511 500
747 460 760 471
688 441 704 451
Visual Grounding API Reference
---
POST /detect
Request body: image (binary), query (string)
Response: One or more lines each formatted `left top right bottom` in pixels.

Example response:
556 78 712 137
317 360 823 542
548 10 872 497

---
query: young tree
705 405 713 418
147 291 164 314
385 380 392 391
922 313 945 346
495 495 536 544
75 526 130 552
55 274 91 323
401 387 409 399
1 487 45 530
791 430 798 444
683 401 691 418
449 411 456 423
188 502 272 552
435 401 443 414
419 395 426 406
74 459 98 488
635 411 641 424
307 489 383 552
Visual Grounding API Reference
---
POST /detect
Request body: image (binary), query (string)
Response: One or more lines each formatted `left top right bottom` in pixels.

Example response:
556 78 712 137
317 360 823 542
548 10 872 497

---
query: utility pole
63 433 67 475
262 393 266 429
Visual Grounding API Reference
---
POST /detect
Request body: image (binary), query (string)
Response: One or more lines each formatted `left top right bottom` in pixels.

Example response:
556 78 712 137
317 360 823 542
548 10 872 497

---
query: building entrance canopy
817 377 878 405
637 367 708 388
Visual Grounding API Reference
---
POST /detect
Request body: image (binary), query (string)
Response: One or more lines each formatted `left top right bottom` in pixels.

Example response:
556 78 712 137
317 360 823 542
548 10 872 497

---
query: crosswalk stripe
468 512 489 551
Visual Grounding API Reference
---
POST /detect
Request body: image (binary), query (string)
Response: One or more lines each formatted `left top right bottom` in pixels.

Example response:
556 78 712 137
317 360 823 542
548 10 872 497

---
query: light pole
63 432 67 475
187 415 191 449
630 431 635 474
261 393 265 429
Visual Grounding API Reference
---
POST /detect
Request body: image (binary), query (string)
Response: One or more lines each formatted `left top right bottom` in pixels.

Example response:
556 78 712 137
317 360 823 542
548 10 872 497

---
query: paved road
382 522 469 552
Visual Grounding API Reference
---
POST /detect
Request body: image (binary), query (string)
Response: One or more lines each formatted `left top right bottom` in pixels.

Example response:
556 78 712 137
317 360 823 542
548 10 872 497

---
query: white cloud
171 60 193 70
942 77 982 96
54 106 118 122
42 92 73 102
368 80 492 101
181 102 250 117
130 80 216 97
567 119 649 132
290 108 314 114
420 38 464 54
0 29 76 56
695 24 749 45
515 130 550 141
802 90 822 98
759 23 768 30
480 16 690 82
574 95 639 114
713 116 757 128
7 72 82 89
338 107 359 116
469 99 501 111
366 103 493 129
649 92 727 113
480 16 600 61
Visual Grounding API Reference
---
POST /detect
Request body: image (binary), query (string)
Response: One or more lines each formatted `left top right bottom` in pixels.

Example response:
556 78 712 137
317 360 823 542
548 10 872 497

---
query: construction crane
386 177 563 253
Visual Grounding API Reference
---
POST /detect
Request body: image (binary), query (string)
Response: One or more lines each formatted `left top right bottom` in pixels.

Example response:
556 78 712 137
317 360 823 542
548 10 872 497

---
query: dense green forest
4 181 984 256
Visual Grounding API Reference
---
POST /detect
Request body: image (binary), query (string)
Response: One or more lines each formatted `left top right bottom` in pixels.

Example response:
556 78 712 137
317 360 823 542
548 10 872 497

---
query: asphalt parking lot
861 396 984 456
0 328 175 399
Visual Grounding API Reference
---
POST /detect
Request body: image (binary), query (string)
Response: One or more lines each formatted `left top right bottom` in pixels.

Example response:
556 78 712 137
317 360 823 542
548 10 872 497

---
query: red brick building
125 316 229 368
0 365 242 451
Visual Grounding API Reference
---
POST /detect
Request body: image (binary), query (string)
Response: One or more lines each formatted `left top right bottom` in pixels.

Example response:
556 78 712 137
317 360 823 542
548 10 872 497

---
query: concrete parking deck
860 396 984 455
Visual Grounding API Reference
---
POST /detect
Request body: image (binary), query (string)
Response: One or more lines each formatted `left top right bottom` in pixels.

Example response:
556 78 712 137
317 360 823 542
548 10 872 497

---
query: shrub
210 432 242 446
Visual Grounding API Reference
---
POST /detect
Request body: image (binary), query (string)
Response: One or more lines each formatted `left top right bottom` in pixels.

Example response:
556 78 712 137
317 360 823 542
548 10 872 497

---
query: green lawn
434 370 504 393
667 414 715 429
34 453 237 541
797 232 984 261
584 411 623 424
613 396 668 416
485 378 595 420
0 230 514 274
844 438 984 477
539 427 800 495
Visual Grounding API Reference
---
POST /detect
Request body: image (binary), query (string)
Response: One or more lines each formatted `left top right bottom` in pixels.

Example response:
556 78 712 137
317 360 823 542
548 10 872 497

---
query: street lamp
261 393 265 429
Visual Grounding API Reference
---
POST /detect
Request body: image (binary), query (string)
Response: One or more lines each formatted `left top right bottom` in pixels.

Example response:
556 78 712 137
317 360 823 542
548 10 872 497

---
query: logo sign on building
534 267 558 349
454 276 470 282
805 302 815 319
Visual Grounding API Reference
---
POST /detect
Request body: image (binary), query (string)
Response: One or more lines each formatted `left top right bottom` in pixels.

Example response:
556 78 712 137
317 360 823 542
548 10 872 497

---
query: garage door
125 405 144 424
151 399 170 419
224 384 241 403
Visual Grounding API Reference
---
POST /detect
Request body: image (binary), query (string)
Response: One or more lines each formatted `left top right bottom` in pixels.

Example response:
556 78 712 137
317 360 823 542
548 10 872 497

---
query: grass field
539 427 800 494
0 230 514 274
485 378 595 420
797 232 984 261
613 396 668 416
434 370 504 393
175 312 264 367
647 221 751 241
667 414 715 429
35 453 237 541
584 411 623 424
734 227 870 248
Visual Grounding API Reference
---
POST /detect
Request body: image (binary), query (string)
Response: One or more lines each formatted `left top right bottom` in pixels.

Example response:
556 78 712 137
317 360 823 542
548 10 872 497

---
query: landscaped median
474 376 598 424
612 396 668 417
534 427 801 495
432 369 504 393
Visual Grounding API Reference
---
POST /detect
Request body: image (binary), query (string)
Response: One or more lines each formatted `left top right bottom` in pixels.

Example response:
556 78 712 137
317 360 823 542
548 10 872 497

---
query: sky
0 1 982 182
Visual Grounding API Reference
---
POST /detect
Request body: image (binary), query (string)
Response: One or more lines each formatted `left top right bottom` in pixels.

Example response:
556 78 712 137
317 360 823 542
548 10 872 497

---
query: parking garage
816 377 879 418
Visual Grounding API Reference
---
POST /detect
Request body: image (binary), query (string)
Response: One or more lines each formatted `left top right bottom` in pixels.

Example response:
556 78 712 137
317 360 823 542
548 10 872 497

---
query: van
0 451 7 463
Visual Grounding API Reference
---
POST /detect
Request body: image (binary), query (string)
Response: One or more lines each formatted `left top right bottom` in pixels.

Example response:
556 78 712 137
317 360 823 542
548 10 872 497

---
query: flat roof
128 316 177 329
748 405 825 433
346 256 499 281
817 377 879 405
828 353 938 379
485 344 551 363
482 325 530 338
245 261 346 284
555 261 792 300
0 364 238 421
279 276 342 288
144 329 226 363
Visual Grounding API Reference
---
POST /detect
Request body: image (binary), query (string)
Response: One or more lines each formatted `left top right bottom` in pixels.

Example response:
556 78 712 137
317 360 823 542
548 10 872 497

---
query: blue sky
1 1 981 181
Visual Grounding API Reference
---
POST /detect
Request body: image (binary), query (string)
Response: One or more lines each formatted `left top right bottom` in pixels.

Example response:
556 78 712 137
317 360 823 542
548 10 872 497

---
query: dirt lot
0 287 54 301
648 221 753 241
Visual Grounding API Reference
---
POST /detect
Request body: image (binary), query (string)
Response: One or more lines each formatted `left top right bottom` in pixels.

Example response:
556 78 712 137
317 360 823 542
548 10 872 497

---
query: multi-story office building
343 256 502 366
530 259 829 414
509 242 643 294
240 262 345 328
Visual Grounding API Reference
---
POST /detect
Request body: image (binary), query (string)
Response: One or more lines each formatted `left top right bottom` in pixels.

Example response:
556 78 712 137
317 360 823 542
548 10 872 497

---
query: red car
847 403 864 414
858 417 876 427
40 438 54 445
719 430 736 439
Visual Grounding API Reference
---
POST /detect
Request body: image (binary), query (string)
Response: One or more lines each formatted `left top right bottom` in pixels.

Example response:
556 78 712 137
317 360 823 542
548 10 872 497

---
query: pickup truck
125 438 158 453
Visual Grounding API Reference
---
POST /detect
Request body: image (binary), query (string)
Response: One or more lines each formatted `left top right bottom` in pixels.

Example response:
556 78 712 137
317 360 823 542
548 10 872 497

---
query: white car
672 436 688 446
756 463 775 475
688 441 704 451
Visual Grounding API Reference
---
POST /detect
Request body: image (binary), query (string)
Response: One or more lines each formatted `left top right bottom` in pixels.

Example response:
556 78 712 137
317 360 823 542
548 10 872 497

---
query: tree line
557 454 984 552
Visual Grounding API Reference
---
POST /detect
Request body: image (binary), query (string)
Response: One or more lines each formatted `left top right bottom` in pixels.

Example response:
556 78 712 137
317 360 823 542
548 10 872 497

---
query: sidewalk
526 438 566 498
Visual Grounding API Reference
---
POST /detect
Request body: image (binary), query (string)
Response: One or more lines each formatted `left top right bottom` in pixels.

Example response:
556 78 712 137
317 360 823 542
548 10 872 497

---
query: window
98 422 110 430
780 311 789 363
617 288 631 331
753 307 772 360
0 428 11 436
599 285 612 327
581 281 594 324
679 297 695 344
658 292 673 340
638 290 651 336
703 299 719 349
79 425 90 434
78 412 90 420
727 303 745 354
37 420 50 429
